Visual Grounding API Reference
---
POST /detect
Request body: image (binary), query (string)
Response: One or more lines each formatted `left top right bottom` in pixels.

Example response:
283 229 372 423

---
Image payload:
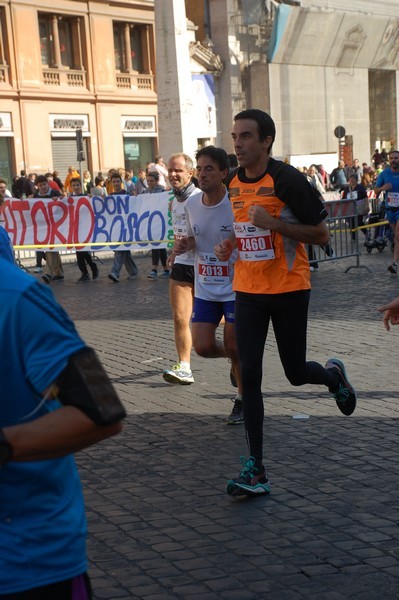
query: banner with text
2 193 174 251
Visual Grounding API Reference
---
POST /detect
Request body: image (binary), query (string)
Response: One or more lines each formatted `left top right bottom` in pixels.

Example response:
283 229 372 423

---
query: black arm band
56 347 126 425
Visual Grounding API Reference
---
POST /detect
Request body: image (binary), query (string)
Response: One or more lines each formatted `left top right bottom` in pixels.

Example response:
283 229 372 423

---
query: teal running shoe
227 456 271 497
326 358 357 416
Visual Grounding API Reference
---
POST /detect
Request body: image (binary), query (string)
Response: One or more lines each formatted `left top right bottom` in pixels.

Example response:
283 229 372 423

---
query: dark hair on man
389 149 399 157
95 176 104 186
20 170 26 177
147 170 160 182
0 178 7 185
195 146 229 171
45 172 53 179
70 177 81 186
111 173 122 182
234 109 276 148
227 153 238 168
35 175 48 184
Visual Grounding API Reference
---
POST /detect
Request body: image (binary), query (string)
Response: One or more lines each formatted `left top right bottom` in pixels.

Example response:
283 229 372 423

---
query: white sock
180 361 190 371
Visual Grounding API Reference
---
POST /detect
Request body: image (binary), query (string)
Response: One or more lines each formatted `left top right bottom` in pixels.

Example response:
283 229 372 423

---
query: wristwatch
0 428 13 466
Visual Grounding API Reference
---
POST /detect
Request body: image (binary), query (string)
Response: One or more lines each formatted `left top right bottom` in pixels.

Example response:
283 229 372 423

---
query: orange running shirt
227 159 327 294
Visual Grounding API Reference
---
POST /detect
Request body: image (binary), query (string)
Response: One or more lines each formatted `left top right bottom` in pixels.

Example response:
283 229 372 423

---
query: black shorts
170 263 195 284
0 573 92 600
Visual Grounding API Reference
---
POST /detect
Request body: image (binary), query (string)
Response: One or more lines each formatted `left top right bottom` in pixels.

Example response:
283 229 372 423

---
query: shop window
0 137 14 185
123 137 155 173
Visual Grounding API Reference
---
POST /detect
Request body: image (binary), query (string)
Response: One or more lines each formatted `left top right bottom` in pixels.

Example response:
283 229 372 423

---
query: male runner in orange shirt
215 109 357 497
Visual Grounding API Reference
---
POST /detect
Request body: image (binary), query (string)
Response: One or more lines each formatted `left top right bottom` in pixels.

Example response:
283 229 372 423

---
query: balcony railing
116 72 154 92
43 67 86 88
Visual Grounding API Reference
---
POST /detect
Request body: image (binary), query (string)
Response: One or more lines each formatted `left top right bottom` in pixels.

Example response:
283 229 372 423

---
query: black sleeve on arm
272 162 328 225
56 347 126 425
224 167 240 190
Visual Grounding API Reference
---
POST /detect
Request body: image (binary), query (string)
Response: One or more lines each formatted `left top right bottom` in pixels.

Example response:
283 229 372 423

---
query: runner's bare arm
3 406 123 462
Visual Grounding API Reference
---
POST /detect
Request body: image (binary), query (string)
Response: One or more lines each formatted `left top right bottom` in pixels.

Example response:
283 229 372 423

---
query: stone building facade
186 0 399 169
2 0 398 183
0 0 224 185
0 0 158 183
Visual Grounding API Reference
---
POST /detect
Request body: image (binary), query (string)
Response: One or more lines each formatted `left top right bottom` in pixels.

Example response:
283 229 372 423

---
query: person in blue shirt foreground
0 191 14 264
0 225 14 264
0 259 125 599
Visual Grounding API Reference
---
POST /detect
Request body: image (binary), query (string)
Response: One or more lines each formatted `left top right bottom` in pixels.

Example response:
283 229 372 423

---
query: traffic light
76 129 85 162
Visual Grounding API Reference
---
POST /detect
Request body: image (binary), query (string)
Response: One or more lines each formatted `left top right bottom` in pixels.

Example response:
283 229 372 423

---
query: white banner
2 193 174 251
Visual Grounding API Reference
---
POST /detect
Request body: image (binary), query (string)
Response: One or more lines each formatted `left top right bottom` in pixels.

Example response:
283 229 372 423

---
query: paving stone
38 254 399 600
94 587 130 598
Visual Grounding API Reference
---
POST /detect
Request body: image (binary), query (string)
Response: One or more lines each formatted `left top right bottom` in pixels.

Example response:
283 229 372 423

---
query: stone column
154 0 197 162
208 0 245 152
51 15 62 68
0 25 5 65
72 18 83 70
123 24 133 73
144 26 152 75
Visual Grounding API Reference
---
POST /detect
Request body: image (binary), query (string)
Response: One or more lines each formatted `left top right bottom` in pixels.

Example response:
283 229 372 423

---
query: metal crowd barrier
15 247 81 272
16 248 77 261
307 195 370 273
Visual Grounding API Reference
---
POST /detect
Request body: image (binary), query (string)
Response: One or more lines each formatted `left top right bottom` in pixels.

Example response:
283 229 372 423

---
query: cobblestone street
43 248 399 600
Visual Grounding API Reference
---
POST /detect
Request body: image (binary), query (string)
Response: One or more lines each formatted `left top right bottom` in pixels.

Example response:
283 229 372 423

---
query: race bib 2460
233 222 275 261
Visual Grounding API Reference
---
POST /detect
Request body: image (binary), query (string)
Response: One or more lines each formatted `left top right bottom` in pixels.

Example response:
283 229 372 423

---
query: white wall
154 0 198 160
270 63 371 164
299 0 399 18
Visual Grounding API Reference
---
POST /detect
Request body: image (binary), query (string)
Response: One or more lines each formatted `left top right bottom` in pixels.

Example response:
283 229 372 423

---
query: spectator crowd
0 158 172 283
0 148 396 282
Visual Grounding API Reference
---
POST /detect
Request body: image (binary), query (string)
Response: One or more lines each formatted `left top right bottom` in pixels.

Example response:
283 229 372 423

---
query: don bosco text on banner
2 192 174 251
